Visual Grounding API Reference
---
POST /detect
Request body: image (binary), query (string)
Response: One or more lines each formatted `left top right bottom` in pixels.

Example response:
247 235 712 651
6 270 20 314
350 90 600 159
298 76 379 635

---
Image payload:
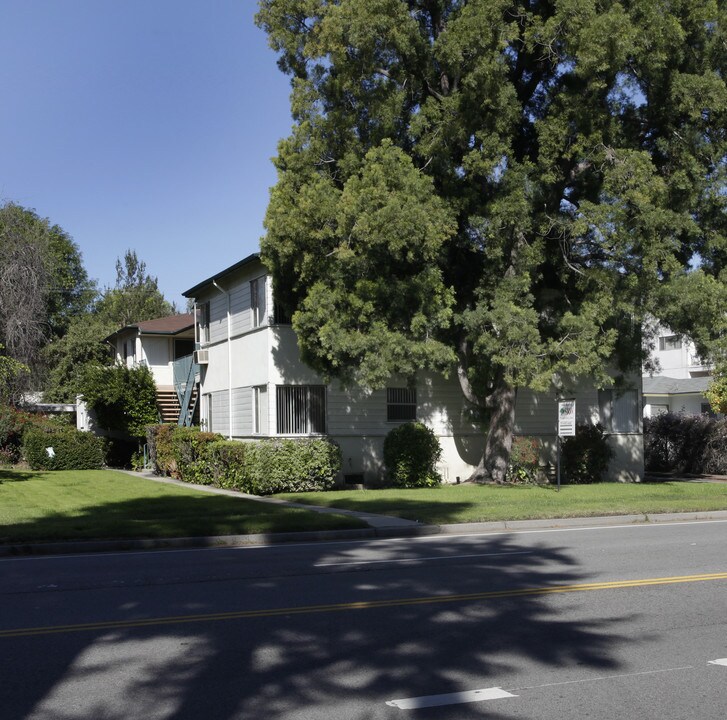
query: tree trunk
468 377 517 484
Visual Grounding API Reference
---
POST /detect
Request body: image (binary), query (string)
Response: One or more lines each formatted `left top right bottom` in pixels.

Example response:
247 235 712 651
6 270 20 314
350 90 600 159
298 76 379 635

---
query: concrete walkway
118 469 421 530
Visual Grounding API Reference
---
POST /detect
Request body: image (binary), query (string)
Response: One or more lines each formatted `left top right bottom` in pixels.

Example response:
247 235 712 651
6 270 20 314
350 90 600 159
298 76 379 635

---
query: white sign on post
558 399 576 438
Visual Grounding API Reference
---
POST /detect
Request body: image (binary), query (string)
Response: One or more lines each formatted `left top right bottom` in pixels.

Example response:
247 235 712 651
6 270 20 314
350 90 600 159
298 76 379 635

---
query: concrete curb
3 510 727 558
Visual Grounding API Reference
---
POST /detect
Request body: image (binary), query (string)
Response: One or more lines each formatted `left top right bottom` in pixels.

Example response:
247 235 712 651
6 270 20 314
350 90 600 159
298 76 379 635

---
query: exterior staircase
156 385 199 425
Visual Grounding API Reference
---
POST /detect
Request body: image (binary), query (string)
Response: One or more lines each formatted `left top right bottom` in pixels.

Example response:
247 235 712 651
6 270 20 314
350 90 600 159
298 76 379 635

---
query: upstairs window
659 335 681 351
387 387 417 422
276 385 326 434
199 302 210 344
250 277 266 328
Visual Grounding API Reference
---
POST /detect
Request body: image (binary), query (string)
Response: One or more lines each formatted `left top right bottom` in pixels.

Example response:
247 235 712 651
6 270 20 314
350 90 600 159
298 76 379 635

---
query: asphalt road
1 519 726 720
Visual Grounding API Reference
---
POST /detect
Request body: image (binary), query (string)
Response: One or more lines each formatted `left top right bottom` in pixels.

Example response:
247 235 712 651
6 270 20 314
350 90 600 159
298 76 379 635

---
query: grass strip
0 468 366 543
275 482 727 525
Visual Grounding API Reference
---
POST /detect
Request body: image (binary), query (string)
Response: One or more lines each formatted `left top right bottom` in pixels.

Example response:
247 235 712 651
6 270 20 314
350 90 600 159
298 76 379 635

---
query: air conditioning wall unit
194 349 209 365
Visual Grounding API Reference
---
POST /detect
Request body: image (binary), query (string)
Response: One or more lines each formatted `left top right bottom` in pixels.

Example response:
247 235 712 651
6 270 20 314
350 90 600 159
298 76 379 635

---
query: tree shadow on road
0 533 637 720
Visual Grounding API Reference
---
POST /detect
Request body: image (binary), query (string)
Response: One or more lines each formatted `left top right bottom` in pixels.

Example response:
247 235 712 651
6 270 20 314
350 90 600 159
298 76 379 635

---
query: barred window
387 387 417 422
276 385 326 434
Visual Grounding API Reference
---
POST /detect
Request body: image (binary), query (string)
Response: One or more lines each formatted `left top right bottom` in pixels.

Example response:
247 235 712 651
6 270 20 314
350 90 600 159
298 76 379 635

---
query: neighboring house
104 314 200 425
183 253 644 483
642 326 714 418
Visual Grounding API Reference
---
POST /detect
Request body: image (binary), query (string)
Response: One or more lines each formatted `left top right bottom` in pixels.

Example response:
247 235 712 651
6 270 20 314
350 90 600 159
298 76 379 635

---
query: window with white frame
387 387 417 421
276 385 326 434
253 385 267 434
599 389 639 433
658 335 681 351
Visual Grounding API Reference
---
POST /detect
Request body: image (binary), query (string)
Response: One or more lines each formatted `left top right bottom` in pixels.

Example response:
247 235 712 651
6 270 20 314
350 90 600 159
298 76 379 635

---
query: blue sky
0 0 294 308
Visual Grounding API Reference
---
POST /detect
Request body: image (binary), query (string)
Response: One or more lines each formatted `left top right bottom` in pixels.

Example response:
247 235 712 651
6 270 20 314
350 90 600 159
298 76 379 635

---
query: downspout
212 279 233 440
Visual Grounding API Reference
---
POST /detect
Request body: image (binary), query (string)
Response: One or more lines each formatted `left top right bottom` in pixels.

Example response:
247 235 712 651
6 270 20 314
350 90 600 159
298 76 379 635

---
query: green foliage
43 315 115 402
257 0 727 480
205 440 248 489
644 413 727 475
383 422 442 488
242 438 341 494
171 426 221 485
0 404 35 463
506 436 542 484
0 202 94 398
145 425 340 494
147 424 178 477
95 250 175 328
705 366 727 415
0 345 29 404
561 423 614 484
80 363 158 438
23 425 105 470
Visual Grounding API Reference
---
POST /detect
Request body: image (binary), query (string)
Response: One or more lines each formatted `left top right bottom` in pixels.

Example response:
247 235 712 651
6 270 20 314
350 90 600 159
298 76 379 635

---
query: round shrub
383 422 442 488
23 426 105 470
560 423 614 484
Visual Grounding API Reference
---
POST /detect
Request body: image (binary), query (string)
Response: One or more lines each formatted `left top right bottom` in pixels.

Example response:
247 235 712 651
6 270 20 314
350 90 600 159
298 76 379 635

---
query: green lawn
3 468 727 545
0 468 366 543
276 481 727 525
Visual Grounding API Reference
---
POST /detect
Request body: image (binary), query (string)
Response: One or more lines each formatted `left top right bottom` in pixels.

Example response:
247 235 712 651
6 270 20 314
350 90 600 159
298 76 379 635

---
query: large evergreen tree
257 0 727 481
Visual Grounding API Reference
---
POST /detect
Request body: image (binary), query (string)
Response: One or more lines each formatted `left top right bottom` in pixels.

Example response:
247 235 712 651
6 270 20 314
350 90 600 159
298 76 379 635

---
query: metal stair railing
172 355 200 427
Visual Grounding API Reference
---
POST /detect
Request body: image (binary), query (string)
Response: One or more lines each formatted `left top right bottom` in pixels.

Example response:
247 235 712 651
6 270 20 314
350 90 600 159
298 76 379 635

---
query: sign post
557 399 576 491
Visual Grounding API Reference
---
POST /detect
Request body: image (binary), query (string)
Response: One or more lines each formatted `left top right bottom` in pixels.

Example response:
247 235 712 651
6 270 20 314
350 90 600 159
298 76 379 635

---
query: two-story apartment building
183 254 644 484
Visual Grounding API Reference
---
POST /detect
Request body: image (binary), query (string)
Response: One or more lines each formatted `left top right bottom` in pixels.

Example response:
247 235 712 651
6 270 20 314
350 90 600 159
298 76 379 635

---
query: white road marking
314 550 532 567
386 687 516 709
708 658 727 666
509 665 695 693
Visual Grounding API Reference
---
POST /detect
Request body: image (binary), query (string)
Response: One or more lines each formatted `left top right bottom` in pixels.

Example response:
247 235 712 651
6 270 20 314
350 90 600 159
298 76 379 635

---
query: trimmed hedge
383 422 442 488
145 425 341 494
242 438 341 494
23 426 105 470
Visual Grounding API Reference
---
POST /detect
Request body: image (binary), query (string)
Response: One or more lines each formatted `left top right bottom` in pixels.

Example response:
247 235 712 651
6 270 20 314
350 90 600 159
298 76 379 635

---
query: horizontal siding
208 294 228 344
229 282 251 336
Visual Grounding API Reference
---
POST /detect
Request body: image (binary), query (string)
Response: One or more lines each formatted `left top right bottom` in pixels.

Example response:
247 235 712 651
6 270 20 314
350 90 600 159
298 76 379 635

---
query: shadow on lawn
0 467 34 483
0 533 633 720
0 493 474 544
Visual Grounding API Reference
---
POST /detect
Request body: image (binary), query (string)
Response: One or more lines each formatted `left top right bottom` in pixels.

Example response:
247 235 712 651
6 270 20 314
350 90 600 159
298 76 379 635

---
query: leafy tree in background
0 202 95 399
257 0 727 481
45 250 178 402
96 249 176 328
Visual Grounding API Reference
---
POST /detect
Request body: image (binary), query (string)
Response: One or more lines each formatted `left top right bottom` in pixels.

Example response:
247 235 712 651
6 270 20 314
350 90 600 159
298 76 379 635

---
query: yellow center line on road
2 572 726 639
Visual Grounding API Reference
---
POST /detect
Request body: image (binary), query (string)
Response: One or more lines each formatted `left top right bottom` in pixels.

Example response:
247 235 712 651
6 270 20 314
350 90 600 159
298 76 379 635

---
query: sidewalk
2 469 727 558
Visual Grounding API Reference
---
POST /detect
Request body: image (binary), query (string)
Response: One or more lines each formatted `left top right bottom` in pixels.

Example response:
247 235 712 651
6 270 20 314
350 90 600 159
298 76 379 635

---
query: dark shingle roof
642 376 711 395
105 313 195 342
